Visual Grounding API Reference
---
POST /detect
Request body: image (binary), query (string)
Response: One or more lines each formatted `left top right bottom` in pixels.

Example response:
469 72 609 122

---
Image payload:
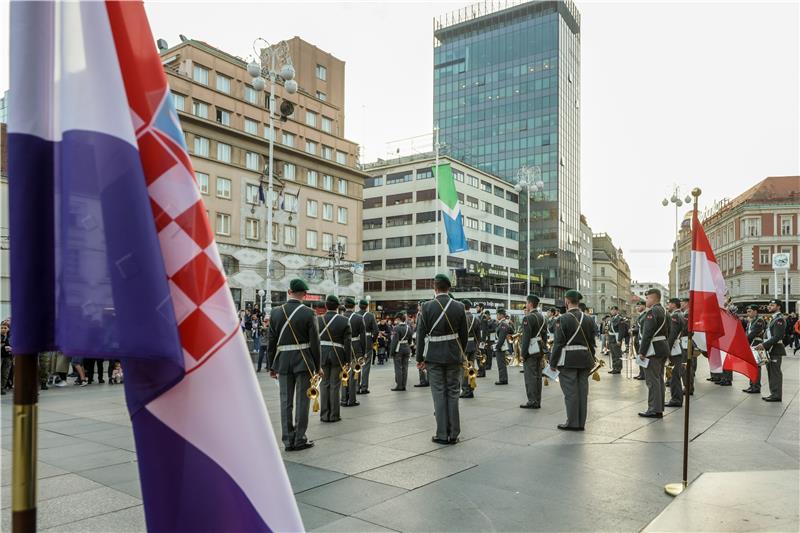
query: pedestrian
493 308 512 385
1 321 12 395
390 313 413 391
341 297 365 406
637 288 670 418
520 294 547 409
357 299 378 394
256 316 270 372
754 299 786 402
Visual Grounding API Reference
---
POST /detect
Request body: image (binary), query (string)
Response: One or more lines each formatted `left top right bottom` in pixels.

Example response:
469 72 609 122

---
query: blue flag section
436 163 468 253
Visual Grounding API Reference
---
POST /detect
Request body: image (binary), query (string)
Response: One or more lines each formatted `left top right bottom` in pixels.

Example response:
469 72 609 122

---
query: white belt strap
320 341 344 349
430 298 453 333
563 345 587 352
319 314 341 339
398 340 409 344
277 343 310 353
278 304 304 347
428 333 458 342
652 335 666 342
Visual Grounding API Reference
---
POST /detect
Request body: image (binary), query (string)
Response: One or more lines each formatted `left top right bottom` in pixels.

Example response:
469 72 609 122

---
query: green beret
747 304 759 311
289 278 309 292
527 294 540 304
326 294 340 305
496 307 507 316
358 298 368 307
483 310 491 316
344 296 356 306
565 289 582 300
645 288 661 297
668 298 681 305
434 273 451 287
462 299 473 309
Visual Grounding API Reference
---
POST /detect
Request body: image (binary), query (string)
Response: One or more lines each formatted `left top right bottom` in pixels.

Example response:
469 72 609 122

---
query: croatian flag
688 212 758 382
436 163 468 253
8 2 303 531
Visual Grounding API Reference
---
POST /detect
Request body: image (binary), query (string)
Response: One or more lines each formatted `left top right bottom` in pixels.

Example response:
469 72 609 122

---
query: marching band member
520 294 547 409
743 304 766 394
637 288 670 418
317 295 351 423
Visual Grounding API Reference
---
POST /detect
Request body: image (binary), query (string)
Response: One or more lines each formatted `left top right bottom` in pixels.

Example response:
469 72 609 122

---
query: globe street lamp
247 39 297 313
662 186 693 298
514 166 544 295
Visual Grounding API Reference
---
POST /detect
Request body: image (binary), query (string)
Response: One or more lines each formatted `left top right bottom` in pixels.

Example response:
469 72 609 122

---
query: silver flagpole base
664 482 686 497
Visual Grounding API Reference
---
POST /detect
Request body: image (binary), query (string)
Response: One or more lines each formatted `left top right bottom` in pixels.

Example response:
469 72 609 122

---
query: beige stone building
591 233 632 315
160 38 368 309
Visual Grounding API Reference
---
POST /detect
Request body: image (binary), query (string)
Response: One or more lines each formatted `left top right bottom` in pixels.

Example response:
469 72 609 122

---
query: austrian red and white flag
689 212 759 382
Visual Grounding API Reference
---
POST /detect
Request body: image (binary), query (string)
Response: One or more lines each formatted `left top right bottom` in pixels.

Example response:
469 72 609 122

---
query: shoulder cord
568 311 596 359
321 314 345 369
282 306 315 379
434 298 466 362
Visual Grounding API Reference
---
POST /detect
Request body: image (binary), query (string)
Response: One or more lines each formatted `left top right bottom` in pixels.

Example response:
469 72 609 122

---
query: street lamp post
247 39 298 313
327 242 346 297
662 186 692 298
514 166 543 295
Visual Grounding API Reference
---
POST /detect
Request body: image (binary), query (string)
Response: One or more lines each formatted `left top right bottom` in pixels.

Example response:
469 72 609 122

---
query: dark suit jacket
551 308 596 368
747 317 766 345
668 310 685 352
465 313 481 353
389 323 413 357
344 310 366 357
639 304 670 358
763 313 786 356
520 310 547 360
317 311 351 367
268 299 321 374
416 294 467 365
359 309 379 354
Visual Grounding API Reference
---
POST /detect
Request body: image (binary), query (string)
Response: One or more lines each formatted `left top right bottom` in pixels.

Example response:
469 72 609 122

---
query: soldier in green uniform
357 299 379 394
317 294 351 423
631 300 647 380
389 313 413 391
680 297 696 392
743 304 767 394
416 274 468 444
637 288 670 418
460 300 481 399
665 298 686 407
606 306 624 374
341 297 365 407
755 300 786 402
494 308 513 385
549 290 595 430
520 294 547 409
268 279 322 451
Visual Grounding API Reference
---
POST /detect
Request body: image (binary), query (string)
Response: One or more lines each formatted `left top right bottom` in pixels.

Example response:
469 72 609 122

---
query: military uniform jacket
638 304 670 358
317 311 352 367
494 320 513 354
747 317 766 346
482 318 498 346
551 308 596 368
520 310 547 359
668 310 686 352
607 315 622 342
359 310 379 352
345 310 366 358
268 299 321 374
416 294 468 365
763 313 786 356
389 323 413 357
465 313 481 353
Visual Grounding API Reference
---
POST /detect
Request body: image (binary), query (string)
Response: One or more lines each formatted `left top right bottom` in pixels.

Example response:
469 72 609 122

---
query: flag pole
12 354 38 532
665 186 701 498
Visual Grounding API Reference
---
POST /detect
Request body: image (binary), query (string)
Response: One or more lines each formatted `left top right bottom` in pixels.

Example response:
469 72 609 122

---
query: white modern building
631 281 669 300
361 153 533 315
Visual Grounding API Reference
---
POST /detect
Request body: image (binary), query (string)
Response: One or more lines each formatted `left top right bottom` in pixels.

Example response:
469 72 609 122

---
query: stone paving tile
284 461 348 493
299 444 417 476
1 474 103 510
311 516 398 532
42 449 138 473
41 505 145 532
297 476 407 515
297 502 346 531
80 462 140 487
1 461 69 487
356 454 476 490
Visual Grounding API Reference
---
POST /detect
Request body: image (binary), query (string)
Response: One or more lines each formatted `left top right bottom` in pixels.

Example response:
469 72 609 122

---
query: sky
1 0 798 286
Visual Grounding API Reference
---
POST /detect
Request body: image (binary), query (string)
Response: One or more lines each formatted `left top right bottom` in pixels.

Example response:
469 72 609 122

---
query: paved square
2 355 798 531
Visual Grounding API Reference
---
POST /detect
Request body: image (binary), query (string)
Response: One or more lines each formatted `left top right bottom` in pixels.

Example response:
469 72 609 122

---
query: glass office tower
434 1 581 299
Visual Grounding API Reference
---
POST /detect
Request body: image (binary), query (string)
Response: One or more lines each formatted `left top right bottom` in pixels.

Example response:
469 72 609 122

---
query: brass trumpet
665 362 673 380
340 363 351 387
589 358 606 382
478 352 487 366
307 374 322 413
462 360 477 390
353 356 365 383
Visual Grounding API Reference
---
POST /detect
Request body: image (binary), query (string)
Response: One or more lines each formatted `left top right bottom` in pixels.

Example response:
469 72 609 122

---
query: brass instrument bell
665 363 673 380
353 356 365 383
340 363 350 387
590 358 606 382
307 374 322 413
463 360 478 390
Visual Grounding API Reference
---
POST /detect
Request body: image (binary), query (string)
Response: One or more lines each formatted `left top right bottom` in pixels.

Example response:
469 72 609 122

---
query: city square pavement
1 352 798 532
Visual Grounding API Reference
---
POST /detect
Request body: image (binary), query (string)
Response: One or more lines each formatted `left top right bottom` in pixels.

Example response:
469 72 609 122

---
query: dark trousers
523 356 543 406
609 338 623 371
765 356 782 399
749 365 762 391
495 349 508 383
256 346 268 372
393 354 409 389
85 359 105 382
645 357 666 413
484 344 494 369
418 367 429 385
320 360 341 422
341 367 358 405
278 371 311 448
558 367 589 428
720 369 733 384
428 363 461 441
668 355 684 404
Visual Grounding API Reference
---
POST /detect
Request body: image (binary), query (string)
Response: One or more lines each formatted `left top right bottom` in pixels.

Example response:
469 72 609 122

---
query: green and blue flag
437 163 468 253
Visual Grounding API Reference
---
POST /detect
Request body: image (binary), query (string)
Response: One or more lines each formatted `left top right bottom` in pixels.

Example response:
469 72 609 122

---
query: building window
447 256 463 268
336 236 348 253
193 136 210 156
316 91 327 101
387 192 413 205
506 191 519 203
759 247 770 265
316 64 327 81
270 222 279 243
216 177 231 199
215 213 230 235
386 214 413 228
321 116 333 133
263 127 274 142
387 171 413 185
481 180 492 193
386 236 412 249
364 260 382 271
192 64 209 85
322 233 333 251
246 183 260 205
601 283 606 294
416 279 434 290
337 207 348 224
172 92 185 111
282 132 295 147
742 217 761 237
482 201 493 214
467 239 479 251
601 267 606 276
363 239 382 251
216 74 231 94
245 152 260 171
306 199 318 218
306 230 318 250
507 249 519 259
196 172 209 195
386 280 412 291
493 245 504 256
416 211 436 224
245 218 259 240
283 226 297 246
480 242 491 254
417 256 435 268
493 185 505 199
217 143 231 163
283 193 298 213
507 211 519 223
283 162 296 181
466 217 479 230
336 151 347 165
307 170 318 187
506 229 518 240
305 140 317 155
337 179 348 195
244 85 258 104
305 110 317 128
244 118 258 135
386 258 412 270
192 100 209 118
417 234 436 246
322 174 333 191
481 221 492 234
415 189 435 202
494 205 504 217
417 167 433 180
466 175 479 188
364 197 383 209
363 218 382 230
322 145 333 160
364 281 382 292
466 196 479 209
216 108 231 126
780 215 793 235
322 203 333 221
761 278 770 295
453 169 465 182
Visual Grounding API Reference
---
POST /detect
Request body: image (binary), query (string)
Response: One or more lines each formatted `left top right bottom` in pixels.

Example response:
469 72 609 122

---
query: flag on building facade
8 2 302 531
436 163 468 253
688 212 758 382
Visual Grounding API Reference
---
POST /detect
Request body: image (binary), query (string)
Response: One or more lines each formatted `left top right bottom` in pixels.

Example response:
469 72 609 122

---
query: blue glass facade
434 1 581 299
